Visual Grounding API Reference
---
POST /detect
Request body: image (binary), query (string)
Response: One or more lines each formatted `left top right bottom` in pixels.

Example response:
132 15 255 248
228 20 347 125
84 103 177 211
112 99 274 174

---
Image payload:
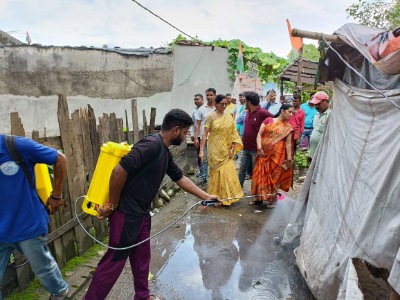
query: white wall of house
0 44 232 136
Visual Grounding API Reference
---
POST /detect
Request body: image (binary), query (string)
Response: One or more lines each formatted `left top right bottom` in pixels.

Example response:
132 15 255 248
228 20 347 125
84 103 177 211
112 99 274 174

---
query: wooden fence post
57 94 93 256
149 107 156 134
131 99 139 144
142 109 148 136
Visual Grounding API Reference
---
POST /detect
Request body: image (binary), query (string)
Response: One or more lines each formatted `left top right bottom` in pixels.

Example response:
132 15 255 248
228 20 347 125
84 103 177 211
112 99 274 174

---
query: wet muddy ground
75 179 314 300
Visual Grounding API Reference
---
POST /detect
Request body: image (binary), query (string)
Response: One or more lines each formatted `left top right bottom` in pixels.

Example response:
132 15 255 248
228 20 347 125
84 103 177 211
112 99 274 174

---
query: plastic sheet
282 79 400 298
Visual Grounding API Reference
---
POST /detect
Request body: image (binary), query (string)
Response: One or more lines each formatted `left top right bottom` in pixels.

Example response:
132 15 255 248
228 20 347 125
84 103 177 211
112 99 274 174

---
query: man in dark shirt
83 109 220 300
238 91 273 187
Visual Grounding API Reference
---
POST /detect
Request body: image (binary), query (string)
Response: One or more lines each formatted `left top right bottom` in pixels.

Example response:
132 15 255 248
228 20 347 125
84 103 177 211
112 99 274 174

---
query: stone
173 183 180 192
187 165 195 175
158 189 170 202
154 197 164 208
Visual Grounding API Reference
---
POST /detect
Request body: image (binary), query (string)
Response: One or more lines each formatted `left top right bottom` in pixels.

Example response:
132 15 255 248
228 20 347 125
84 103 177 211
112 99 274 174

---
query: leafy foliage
346 0 400 29
170 35 289 83
287 44 320 63
294 150 309 168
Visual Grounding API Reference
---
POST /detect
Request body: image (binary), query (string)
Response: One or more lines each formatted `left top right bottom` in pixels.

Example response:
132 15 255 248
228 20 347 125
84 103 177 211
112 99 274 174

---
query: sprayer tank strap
4 135 34 188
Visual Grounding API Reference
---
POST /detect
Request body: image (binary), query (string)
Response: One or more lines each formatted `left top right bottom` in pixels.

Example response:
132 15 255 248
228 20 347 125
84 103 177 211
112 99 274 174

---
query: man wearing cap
309 91 331 159
300 92 317 149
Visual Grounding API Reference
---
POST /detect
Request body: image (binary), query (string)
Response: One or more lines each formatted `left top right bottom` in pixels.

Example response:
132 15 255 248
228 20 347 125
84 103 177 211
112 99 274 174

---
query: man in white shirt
194 88 216 185
190 94 204 172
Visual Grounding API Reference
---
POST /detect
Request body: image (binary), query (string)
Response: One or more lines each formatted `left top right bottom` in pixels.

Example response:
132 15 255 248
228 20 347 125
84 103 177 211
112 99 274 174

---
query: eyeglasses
218 103 228 106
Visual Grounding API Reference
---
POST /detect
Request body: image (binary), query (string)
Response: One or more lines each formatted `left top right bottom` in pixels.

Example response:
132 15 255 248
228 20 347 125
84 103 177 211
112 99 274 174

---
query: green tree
287 44 320 63
346 0 400 29
170 36 289 83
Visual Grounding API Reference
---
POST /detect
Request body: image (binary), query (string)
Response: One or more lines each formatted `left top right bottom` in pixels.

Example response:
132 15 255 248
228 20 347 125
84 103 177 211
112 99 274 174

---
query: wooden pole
142 109 148 136
124 109 129 143
131 99 140 144
296 47 303 87
149 107 156 134
291 28 341 43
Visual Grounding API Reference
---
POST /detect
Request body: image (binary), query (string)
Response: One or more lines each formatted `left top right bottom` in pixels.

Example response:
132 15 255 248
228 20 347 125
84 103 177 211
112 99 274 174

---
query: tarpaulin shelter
282 23 400 299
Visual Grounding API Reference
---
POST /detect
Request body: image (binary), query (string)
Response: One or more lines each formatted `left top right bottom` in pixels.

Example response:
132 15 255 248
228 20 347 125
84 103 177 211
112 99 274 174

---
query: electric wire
130 0 196 40
322 38 400 111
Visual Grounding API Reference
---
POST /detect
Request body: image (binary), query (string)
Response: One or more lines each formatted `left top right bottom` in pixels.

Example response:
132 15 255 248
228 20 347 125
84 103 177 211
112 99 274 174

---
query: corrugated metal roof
279 58 319 85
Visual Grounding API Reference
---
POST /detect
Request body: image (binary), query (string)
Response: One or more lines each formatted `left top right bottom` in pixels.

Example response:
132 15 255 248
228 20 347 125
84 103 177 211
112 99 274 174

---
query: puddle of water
150 200 314 300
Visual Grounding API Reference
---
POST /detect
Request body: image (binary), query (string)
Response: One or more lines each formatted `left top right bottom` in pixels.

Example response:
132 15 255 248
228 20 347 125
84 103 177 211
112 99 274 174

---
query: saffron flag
286 19 303 52
236 42 244 74
26 31 32 45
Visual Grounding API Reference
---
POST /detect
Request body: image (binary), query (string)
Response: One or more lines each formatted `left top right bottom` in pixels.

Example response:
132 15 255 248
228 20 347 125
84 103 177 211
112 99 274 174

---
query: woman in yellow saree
199 94 244 205
250 104 294 207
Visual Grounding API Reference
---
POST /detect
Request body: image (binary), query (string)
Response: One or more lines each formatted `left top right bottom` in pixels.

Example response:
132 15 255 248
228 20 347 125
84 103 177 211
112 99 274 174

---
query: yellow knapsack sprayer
82 142 132 216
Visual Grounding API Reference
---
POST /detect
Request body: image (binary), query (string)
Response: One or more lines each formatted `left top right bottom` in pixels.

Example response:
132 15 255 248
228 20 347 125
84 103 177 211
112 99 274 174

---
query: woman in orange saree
250 104 294 207
199 94 244 205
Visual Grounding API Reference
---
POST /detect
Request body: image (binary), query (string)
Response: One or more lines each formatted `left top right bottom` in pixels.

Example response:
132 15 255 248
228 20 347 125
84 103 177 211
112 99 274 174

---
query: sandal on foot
248 200 263 206
266 203 276 209
245 175 252 180
149 295 163 300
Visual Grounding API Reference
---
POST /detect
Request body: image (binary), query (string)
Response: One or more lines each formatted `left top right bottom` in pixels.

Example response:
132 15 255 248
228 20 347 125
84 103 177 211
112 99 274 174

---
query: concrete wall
0 44 232 136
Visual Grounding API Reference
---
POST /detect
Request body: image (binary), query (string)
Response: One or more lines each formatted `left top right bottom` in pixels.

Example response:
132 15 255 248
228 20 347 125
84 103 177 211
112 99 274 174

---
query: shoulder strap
125 134 165 186
4 135 34 188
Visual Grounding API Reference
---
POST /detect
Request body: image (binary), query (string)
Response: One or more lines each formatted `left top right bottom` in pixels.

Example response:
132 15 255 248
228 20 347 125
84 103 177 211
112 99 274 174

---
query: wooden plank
95 113 113 241
70 110 94 254
142 109 148 136
109 113 119 142
10 112 25 136
79 108 95 182
53 96 77 263
87 105 100 165
149 107 156 134
124 110 130 143
169 139 187 157
57 94 93 257
47 212 90 243
117 118 124 143
131 99 140 144
98 114 111 144
297 48 303 86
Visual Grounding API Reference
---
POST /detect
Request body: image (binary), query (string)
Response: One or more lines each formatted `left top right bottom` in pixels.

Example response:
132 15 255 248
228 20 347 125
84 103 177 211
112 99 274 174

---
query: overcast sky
1 0 357 57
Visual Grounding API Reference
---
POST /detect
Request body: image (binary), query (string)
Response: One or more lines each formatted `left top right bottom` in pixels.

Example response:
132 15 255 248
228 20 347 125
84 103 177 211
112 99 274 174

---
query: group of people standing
190 88 332 208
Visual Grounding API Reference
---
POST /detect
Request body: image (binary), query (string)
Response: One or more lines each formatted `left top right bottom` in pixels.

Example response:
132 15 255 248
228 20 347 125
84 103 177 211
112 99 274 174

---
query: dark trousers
83 211 151 300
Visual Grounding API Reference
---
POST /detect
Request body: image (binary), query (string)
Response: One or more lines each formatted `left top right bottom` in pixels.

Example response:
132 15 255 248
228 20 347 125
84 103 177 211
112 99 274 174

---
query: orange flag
286 19 303 52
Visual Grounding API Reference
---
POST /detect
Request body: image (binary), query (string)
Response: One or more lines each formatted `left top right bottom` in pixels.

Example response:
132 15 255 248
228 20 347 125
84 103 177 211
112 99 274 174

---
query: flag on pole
286 19 303 52
26 31 32 45
236 42 244 74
